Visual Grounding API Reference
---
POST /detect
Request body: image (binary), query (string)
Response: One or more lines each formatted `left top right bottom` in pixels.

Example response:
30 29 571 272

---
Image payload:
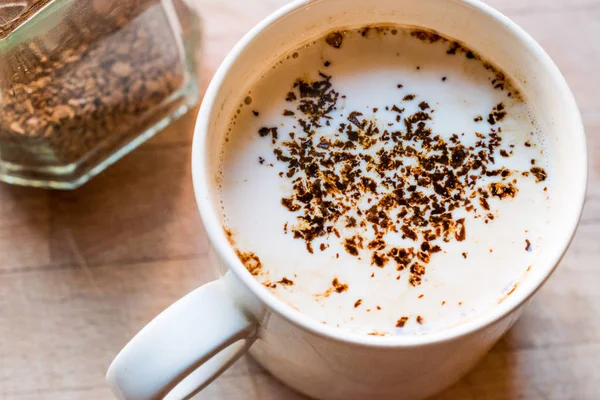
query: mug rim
192 0 587 347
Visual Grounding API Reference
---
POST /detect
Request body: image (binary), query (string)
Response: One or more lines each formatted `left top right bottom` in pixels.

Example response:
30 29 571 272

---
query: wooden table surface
1 0 599 399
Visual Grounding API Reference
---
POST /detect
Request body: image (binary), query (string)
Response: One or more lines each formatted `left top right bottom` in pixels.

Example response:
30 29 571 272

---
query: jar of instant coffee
0 0 200 188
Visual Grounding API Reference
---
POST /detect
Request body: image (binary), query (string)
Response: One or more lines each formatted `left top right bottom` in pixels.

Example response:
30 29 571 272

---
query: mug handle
106 279 257 400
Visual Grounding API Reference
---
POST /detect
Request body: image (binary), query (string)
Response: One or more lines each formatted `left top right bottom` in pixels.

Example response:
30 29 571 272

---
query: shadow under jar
0 0 200 189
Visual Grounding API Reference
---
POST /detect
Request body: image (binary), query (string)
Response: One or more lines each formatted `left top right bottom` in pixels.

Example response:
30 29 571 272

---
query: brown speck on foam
315 277 348 299
396 316 409 328
354 299 362 308
507 284 517 296
530 167 547 183
368 331 389 336
525 239 532 252
263 281 277 289
223 226 235 245
487 103 507 125
332 278 348 293
489 182 518 199
416 316 424 324
277 277 294 286
325 31 343 48
498 283 518 303
236 250 263 276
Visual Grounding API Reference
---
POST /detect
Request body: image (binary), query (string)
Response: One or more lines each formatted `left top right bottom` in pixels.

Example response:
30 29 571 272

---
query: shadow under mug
106 0 587 399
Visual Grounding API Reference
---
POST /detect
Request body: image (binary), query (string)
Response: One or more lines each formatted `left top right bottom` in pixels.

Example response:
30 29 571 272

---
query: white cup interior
193 0 586 344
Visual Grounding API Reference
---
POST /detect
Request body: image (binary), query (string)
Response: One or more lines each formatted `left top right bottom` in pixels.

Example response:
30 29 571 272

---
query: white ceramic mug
106 0 587 399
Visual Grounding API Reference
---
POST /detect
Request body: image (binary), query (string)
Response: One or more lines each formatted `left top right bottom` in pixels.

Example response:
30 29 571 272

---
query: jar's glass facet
0 0 200 188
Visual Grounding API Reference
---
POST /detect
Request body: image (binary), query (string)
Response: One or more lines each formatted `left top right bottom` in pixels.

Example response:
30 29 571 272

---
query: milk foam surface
218 27 551 335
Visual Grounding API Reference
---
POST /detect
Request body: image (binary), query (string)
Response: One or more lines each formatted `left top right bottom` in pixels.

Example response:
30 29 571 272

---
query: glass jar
0 0 200 189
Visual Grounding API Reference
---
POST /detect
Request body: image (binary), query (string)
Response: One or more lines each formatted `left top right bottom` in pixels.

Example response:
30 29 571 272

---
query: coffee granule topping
278 277 294 286
525 239 532 252
396 316 409 328
530 167 547 182
325 31 344 48
487 103 507 125
344 238 360 256
332 278 348 293
489 182 518 199
416 315 424 324
371 252 389 267
242 26 548 305
368 331 389 336
354 299 362 308
236 250 263 276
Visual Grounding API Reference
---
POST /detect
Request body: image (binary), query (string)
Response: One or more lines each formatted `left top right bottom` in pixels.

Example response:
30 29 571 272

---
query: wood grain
0 0 598 399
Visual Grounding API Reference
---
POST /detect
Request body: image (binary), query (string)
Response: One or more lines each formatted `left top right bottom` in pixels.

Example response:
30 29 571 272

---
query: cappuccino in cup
218 26 550 336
